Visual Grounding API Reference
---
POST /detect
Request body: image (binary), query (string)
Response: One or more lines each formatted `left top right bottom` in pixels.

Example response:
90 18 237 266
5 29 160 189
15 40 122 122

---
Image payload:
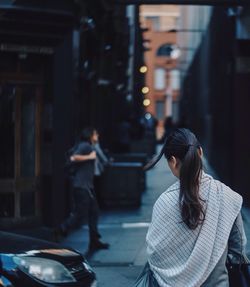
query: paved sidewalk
61 149 176 287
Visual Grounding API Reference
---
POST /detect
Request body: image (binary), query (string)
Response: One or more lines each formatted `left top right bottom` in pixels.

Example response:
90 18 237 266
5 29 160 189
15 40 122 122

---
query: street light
142 86 149 94
139 66 148 73
143 99 150 106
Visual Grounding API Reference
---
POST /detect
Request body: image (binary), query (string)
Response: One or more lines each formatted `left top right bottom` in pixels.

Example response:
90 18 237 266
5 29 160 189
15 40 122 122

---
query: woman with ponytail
145 128 248 287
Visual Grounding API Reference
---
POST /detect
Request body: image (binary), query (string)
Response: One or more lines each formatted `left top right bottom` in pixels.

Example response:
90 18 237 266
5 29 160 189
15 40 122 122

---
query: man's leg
54 188 88 241
88 189 109 251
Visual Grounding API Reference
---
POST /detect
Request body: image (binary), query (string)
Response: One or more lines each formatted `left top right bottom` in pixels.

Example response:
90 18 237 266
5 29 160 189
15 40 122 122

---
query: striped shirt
146 172 242 287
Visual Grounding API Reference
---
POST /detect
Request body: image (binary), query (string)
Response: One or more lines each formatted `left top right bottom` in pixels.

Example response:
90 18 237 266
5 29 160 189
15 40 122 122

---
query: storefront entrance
0 73 43 227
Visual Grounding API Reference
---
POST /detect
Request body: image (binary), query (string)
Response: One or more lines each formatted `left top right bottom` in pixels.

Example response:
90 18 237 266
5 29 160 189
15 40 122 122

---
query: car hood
0 231 83 264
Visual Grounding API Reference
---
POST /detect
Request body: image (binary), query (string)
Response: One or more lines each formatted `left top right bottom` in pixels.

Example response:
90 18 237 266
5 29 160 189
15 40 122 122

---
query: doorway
0 81 42 226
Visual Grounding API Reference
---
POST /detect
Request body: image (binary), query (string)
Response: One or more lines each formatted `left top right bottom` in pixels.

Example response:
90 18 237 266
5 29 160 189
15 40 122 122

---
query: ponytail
179 145 204 229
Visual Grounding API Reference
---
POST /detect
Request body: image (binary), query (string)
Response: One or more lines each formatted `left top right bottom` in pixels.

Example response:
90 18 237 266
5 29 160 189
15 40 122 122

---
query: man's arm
71 151 96 162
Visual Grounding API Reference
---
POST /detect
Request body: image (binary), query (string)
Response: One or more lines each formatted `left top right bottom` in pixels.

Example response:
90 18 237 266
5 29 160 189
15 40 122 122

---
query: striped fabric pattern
146 172 242 287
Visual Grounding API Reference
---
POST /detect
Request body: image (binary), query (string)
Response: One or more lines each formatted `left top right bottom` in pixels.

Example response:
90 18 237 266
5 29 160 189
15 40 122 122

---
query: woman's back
143 128 247 287
146 172 243 287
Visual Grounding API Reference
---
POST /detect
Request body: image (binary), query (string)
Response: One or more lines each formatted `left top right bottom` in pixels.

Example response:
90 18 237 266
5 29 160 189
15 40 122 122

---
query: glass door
0 82 42 222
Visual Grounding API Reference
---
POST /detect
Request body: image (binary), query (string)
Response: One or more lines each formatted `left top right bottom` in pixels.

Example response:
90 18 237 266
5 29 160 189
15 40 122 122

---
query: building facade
179 5 250 205
140 5 180 139
0 0 143 228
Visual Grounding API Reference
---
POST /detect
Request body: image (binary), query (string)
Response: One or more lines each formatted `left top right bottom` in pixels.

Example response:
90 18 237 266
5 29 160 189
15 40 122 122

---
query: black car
0 231 97 287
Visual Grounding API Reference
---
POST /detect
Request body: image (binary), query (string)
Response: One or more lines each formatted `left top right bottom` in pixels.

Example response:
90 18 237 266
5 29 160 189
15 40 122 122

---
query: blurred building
178 5 250 205
0 0 79 229
0 0 145 228
140 5 181 139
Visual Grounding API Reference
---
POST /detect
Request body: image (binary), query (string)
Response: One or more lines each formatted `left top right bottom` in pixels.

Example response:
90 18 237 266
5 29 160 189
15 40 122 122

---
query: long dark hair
145 128 204 229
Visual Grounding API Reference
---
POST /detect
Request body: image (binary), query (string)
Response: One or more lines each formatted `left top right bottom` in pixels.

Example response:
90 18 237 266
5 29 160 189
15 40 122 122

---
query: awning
0 2 77 49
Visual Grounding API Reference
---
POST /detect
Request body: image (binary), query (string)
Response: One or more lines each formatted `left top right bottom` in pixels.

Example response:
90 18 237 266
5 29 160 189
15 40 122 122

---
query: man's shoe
88 240 110 252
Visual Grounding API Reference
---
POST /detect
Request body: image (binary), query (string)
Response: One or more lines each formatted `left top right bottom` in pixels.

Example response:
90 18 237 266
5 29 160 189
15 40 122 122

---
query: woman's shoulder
199 173 243 216
202 172 242 199
152 181 180 218
211 178 243 208
165 180 180 193
155 181 179 205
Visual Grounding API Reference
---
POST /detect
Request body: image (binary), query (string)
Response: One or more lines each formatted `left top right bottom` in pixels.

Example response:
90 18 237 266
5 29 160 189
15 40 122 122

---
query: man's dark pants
61 187 100 242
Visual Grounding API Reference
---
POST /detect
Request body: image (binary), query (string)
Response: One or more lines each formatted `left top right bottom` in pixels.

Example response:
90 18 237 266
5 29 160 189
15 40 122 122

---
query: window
154 68 166 90
146 16 160 31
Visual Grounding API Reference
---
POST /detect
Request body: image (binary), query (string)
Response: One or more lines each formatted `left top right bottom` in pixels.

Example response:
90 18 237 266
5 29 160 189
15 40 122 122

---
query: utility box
112 153 147 191
112 153 148 165
99 162 143 207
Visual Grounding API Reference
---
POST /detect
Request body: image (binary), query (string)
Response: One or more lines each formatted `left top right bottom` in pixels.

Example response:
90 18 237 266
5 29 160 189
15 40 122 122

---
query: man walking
54 127 109 253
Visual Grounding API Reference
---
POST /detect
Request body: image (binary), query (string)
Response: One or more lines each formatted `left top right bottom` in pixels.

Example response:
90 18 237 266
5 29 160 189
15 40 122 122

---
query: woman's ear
198 147 203 158
169 156 177 167
169 156 181 170
168 156 181 178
